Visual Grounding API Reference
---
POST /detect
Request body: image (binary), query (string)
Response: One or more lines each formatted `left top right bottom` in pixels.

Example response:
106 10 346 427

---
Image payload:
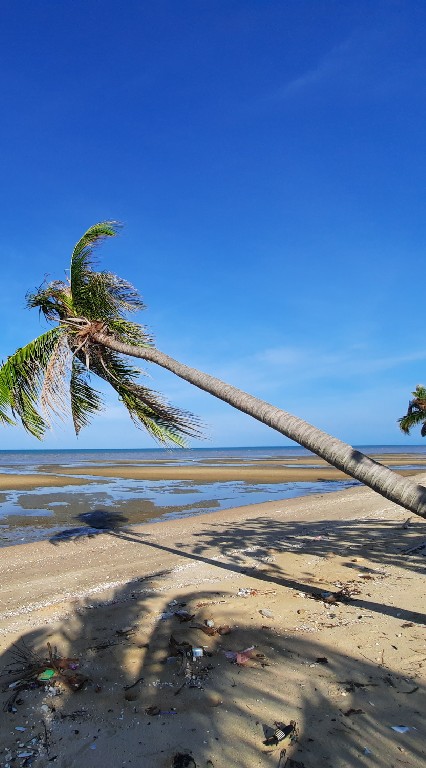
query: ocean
0 445 425 548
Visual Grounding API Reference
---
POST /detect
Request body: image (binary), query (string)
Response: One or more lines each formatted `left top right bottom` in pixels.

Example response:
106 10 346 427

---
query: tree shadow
0 578 424 767
188 514 426 575
48 510 426 625
49 509 130 544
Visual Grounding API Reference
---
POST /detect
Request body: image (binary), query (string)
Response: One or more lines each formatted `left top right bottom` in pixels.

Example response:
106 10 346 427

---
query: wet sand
0 474 97 491
0 474 425 767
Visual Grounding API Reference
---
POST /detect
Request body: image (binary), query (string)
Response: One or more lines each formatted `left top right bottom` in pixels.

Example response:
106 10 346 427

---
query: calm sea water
0 446 424 548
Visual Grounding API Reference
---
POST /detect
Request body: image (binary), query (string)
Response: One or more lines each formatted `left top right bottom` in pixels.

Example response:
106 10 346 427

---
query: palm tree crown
0 222 200 445
398 385 426 437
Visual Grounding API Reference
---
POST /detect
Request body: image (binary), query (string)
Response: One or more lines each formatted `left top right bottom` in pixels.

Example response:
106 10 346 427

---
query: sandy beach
0 471 425 768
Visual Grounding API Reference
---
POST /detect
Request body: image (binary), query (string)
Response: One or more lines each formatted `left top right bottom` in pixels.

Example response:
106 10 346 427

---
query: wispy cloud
257 344 426 378
209 343 426 398
267 37 355 101
266 27 408 103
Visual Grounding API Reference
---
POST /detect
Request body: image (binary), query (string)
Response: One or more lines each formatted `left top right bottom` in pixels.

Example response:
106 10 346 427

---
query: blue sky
1 0 426 449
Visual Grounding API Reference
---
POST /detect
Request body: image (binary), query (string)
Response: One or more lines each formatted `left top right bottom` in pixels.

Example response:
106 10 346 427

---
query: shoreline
2 451 426 549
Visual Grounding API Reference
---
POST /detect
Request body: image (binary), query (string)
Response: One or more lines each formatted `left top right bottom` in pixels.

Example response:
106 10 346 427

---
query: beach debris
175 610 196 623
316 657 329 664
391 726 416 733
339 680 378 693
145 705 177 716
237 587 258 597
145 705 161 715
123 675 144 691
402 539 426 555
344 708 365 716
382 674 419 695
3 727 50 765
205 618 215 627
190 622 216 636
161 601 193 620
224 646 256 665
37 668 56 681
259 609 274 618
169 635 193 657
116 626 135 635
172 754 196 768
264 720 299 748
190 622 232 636
309 585 359 604
1 641 88 711
168 635 212 694
196 598 228 608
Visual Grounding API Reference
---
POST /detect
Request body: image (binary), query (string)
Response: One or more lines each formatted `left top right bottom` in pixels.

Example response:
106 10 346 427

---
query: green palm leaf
70 357 104 435
398 385 426 436
40 332 72 424
0 328 64 438
399 412 426 436
79 344 201 446
71 221 125 316
26 281 73 322
107 318 152 347
72 271 146 322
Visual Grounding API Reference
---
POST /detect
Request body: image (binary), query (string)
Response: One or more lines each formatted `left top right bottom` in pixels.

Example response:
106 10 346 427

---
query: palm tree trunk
92 331 426 519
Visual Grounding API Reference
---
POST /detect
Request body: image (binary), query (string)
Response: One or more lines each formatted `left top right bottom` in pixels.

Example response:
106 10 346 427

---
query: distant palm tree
399 385 426 438
1 221 426 519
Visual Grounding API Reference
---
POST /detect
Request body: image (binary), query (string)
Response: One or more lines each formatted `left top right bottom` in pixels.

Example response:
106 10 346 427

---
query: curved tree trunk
92 331 426 519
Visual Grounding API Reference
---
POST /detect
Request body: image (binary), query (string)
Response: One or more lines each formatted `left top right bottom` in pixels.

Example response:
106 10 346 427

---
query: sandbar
2 453 425 490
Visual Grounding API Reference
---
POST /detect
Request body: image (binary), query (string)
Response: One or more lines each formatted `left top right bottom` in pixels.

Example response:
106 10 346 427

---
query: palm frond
40 334 72 424
26 281 73 322
72 271 145 321
70 357 104 435
0 407 15 427
107 318 153 346
70 221 121 314
78 344 202 446
398 411 426 435
398 385 426 435
0 328 64 438
97 272 145 314
411 384 426 400
71 221 121 267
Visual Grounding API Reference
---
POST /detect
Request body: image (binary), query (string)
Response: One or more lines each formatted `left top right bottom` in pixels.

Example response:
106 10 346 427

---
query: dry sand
0 476 425 767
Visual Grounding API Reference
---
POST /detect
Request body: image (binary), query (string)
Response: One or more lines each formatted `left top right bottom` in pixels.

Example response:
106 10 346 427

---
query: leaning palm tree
1 221 426 519
399 385 426 438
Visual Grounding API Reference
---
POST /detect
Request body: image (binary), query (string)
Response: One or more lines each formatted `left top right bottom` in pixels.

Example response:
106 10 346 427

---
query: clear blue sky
1 0 426 450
